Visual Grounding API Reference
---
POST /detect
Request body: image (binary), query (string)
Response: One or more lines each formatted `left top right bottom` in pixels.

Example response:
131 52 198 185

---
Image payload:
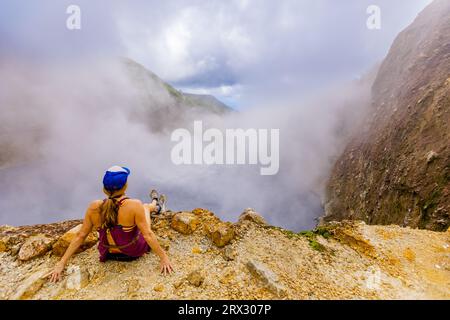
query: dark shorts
105 252 140 262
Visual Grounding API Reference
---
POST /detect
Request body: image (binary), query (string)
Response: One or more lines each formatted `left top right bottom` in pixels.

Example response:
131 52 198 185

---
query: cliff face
325 0 450 231
1 210 449 300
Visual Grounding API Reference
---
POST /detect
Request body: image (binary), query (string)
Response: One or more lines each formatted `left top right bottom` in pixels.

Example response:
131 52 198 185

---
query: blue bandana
103 166 130 191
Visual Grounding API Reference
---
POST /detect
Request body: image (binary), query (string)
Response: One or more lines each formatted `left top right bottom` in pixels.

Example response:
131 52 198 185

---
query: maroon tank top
97 197 150 262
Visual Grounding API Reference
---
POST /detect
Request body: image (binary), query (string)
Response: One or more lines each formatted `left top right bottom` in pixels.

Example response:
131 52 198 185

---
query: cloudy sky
0 0 438 228
0 0 432 108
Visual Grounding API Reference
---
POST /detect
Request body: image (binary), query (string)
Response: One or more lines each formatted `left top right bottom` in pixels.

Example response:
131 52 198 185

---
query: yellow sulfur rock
52 224 98 256
209 222 235 247
192 246 203 254
154 284 165 292
170 212 199 235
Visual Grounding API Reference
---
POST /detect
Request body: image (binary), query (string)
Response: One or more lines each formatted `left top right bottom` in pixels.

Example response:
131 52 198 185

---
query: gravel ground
1 213 449 300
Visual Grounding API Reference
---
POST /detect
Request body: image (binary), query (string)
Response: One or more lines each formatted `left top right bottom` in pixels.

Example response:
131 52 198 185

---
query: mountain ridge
121 57 233 115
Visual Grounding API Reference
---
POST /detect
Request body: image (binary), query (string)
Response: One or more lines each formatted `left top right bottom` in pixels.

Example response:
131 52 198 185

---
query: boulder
201 214 235 247
246 260 287 297
222 246 237 261
238 208 268 226
208 222 235 247
170 212 199 235
65 265 89 290
187 269 205 287
18 234 55 261
52 224 98 256
202 215 221 233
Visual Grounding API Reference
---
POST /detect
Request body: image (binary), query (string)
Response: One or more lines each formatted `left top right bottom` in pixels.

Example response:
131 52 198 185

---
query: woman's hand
48 261 65 283
47 205 94 284
160 256 174 275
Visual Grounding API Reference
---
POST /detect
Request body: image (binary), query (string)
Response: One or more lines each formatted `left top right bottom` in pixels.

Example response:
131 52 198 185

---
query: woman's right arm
48 201 97 282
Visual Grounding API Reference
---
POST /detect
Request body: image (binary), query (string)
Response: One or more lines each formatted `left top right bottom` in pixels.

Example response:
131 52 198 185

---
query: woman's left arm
48 202 95 282
135 202 174 275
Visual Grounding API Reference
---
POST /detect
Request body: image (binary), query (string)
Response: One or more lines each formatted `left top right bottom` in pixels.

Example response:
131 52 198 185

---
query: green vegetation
298 229 331 252
163 83 183 100
265 226 332 252
313 227 332 239
309 240 326 252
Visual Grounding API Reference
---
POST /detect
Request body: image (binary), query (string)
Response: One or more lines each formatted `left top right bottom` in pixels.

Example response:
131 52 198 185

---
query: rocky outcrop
170 212 200 235
207 222 235 247
18 234 55 261
170 208 236 247
0 220 82 255
10 269 49 300
0 209 449 300
246 260 287 297
64 265 90 290
325 0 450 231
52 224 98 256
238 208 268 226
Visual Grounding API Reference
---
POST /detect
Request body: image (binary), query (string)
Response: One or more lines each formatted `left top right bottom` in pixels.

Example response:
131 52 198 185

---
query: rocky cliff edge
1 208 449 300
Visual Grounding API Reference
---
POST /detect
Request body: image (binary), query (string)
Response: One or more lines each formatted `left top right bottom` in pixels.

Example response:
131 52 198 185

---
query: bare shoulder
88 200 103 211
82 200 103 225
126 198 143 207
122 199 144 215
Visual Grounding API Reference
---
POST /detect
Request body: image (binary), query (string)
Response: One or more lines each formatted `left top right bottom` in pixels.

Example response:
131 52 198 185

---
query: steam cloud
0 57 373 230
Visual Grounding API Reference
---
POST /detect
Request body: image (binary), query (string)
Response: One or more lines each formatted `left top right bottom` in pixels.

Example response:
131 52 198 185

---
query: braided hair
100 186 126 229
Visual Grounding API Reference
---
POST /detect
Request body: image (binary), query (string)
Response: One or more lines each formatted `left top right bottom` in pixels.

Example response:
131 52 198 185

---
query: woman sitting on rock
49 166 173 282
